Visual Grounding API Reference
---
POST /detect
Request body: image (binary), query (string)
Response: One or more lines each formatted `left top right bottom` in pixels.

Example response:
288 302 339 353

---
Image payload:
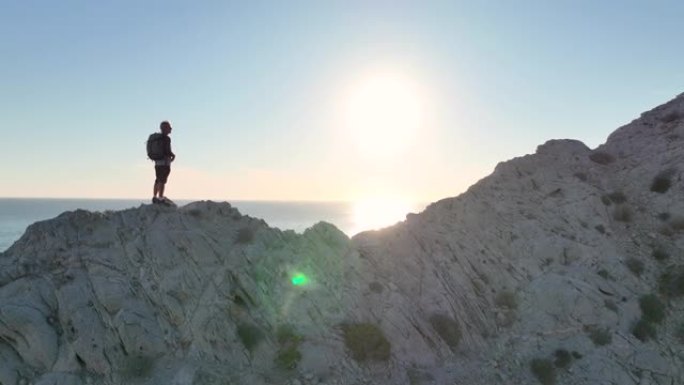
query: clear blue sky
1 0 682 201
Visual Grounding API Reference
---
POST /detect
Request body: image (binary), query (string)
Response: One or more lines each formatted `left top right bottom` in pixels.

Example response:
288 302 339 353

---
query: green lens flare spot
291 273 309 286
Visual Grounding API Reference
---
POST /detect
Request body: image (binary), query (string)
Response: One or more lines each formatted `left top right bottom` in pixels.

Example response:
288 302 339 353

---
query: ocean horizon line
0 197 354 204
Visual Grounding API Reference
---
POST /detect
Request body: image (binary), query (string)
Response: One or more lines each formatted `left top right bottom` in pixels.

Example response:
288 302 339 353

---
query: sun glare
345 73 424 160
351 197 416 234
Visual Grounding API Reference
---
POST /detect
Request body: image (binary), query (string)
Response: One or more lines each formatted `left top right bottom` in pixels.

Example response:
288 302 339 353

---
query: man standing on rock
150 120 176 205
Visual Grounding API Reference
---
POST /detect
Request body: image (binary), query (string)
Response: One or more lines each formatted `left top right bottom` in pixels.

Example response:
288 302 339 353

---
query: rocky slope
2 94 684 385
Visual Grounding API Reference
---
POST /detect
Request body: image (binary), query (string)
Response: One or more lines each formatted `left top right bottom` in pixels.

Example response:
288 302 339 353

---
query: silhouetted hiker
147 120 176 205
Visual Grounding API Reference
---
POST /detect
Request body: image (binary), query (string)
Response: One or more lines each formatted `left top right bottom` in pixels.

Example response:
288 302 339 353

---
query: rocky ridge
2 94 684 384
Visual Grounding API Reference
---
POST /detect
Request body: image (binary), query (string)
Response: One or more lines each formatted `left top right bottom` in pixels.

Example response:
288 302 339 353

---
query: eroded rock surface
2 94 684 384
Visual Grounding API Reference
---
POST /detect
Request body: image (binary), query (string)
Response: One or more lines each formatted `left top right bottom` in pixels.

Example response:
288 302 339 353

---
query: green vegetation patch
639 294 666 324
494 290 518 310
651 171 673 193
553 349 573 369
236 322 264 353
658 265 684 298
530 358 556 385
275 346 302 370
274 325 303 370
632 318 657 342
586 326 612 346
342 322 391 362
429 313 462 350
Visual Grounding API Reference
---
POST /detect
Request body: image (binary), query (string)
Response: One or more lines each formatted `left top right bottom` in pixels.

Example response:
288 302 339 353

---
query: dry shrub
553 349 573 368
429 314 462 350
651 171 673 193
632 318 656 342
495 290 518 310
659 265 684 298
639 294 665 323
626 258 644 277
587 326 612 346
530 358 556 385
236 322 264 352
342 322 391 362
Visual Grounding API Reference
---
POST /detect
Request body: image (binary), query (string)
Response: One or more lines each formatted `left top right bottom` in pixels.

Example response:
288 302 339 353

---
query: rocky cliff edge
2 94 684 385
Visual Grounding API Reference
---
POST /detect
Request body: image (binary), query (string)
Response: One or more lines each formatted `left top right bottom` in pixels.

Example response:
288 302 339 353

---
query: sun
344 73 424 160
350 197 417 235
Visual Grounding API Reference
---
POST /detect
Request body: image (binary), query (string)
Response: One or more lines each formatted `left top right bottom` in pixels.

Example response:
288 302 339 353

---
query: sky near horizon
1 1 683 203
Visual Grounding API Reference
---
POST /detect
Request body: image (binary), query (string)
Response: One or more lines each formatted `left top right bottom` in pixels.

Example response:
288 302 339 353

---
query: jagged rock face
353 94 684 384
0 202 362 385
1 94 684 385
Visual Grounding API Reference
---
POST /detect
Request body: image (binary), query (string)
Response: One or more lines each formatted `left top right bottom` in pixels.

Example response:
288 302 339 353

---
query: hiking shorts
155 165 171 184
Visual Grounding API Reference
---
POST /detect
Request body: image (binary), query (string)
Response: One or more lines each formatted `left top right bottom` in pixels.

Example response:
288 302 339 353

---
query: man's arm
165 137 176 161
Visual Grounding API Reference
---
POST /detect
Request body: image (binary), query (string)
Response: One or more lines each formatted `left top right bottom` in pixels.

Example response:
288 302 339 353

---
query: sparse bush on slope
342 322 391 362
639 294 666 324
626 258 644 277
586 326 612 346
659 266 684 297
632 318 657 342
237 322 264 353
651 169 674 193
275 325 303 370
494 290 518 310
530 358 556 385
429 314 462 350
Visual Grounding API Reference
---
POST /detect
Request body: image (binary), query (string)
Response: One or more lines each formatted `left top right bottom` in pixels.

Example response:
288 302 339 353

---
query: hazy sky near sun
1 0 683 201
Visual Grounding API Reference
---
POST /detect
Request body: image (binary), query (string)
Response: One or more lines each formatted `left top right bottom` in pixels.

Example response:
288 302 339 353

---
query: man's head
160 121 172 135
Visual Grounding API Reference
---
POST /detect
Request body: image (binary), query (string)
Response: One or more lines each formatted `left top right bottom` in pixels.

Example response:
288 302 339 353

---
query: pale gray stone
3 95 684 384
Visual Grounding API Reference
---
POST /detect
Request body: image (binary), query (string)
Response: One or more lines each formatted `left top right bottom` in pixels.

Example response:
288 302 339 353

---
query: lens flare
291 273 309 287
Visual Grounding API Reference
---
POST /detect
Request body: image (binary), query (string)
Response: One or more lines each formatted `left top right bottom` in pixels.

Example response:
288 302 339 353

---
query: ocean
0 199 424 252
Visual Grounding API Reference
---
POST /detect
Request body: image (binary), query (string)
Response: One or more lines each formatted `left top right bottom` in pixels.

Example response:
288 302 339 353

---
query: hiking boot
152 197 161 204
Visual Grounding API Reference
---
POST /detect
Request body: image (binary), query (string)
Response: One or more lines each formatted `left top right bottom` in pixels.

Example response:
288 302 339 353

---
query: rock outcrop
2 94 684 385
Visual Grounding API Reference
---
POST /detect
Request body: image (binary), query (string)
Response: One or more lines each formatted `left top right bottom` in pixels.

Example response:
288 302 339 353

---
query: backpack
146 133 166 160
